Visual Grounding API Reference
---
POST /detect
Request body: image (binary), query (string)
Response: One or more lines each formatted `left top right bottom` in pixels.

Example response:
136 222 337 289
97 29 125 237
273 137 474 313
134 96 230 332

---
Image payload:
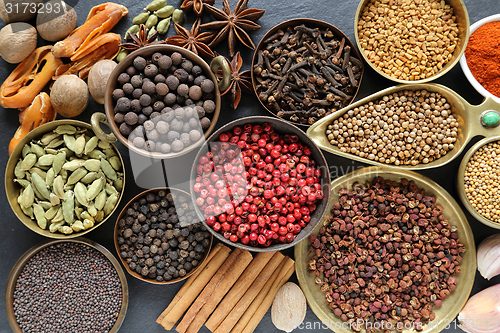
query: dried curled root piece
54 33 122 79
9 92 57 155
52 2 127 59
0 46 63 109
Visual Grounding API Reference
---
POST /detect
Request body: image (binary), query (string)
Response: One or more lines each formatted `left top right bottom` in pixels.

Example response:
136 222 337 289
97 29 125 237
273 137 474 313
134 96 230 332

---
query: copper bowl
5 238 129 333
114 187 213 284
190 116 331 252
95 44 231 159
251 18 364 128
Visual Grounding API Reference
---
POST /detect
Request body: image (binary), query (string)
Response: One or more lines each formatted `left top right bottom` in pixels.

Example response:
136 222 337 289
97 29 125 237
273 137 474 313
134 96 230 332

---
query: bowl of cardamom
5 119 126 239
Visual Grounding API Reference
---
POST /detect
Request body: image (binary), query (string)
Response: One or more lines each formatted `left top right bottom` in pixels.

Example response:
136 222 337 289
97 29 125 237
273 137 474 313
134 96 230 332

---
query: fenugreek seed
21 153 37 171
74 182 89 207
87 178 104 201
30 143 45 158
100 157 117 181
54 125 77 135
49 221 64 233
44 205 60 220
53 175 65 200
71 220 85 232
40 132 60 146
95 190 107 211
49 193 61 206
62 190 75 224
14 160 25 179
31 172 50 200
45 168 55 187
38 154 55 166
74 135 86 156
67 167 88 185
33 203 47 229
104 193 119 216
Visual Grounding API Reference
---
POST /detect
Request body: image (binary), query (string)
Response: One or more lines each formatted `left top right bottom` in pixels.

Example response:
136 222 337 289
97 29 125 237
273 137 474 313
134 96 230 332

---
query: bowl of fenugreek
458 136 500 229
354 0 469 83
5 119 126 239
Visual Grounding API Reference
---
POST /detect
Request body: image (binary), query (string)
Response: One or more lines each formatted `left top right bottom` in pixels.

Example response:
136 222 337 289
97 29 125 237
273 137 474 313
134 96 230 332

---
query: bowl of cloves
251 18 364 127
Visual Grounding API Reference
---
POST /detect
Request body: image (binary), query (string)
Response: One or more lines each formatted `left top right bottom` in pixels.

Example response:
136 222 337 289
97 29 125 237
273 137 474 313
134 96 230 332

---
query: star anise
217 52 253 109
180 0 214 16
166 18 216 58
201 0 265 57
120 24 166 51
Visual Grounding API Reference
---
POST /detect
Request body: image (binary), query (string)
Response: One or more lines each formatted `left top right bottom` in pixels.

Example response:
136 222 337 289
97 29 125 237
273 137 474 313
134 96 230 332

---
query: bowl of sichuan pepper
190 116 331 252
251 19 364 127
5 238 128 333
459 14 500 103
114 187 213 284
295 166 476 333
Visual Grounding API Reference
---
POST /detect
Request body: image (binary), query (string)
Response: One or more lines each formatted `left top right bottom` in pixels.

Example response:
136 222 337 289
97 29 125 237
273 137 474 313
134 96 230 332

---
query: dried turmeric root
54 33 122 80
52 2 128 59
9 92 57 155
0 46 63 109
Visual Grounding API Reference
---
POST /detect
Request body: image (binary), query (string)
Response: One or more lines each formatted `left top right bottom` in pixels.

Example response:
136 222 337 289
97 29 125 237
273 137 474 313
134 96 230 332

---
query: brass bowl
96 44 231 159
354 0 469 84
190 116 331 252
5 238 129 333
251 18 364 128
295 166 476 333
307 83 500 170
114 187 213 284
458 136 500 229
5 119 126 239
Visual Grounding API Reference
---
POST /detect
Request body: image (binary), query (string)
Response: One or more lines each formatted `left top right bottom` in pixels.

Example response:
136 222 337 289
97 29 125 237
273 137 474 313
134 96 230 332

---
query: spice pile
309 177 464 329
116 189 211 282
192 122 325 247
464 141 500 223
156 244 295 333
326 89 459 166
254 23 363 125
13 242 123 333
357 0 459 81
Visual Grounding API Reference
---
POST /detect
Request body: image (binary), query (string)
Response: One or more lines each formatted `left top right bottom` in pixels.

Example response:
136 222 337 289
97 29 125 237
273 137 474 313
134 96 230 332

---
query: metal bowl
458 136 500 229
5 119 126 239
190 116 331 252
295 166 476 333
354 0 469 84
114 187 213 284
97 44 230 159
251 18 364 128
5 238 129 333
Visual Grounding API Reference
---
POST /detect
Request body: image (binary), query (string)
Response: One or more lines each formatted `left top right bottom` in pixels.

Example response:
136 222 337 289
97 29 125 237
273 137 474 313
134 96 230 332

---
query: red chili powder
465 21 500 97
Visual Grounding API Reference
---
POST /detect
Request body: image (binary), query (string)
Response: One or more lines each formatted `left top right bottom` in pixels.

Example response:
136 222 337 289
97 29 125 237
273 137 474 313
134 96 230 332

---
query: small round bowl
251 18 364 128
354 0 470 84
295 166 476 333
5 119 126 239
100 44 230 159
190 116 331 252
458 136 500 229
459 14 500 103
114 187 213 284
5 238 129 333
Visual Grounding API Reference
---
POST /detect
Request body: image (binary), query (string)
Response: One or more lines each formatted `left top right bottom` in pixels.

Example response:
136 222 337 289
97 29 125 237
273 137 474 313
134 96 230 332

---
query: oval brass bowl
307 83 500 170
458 136 500 229
295 166 476 333
354 0 469 84
5 238 129 333
190 116 331 252
251 18 364 128
5 119 126 239
114 187 213 284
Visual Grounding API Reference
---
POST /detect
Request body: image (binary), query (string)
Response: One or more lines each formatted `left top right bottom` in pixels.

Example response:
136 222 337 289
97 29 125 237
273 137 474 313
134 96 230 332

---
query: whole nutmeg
36 0 77 41
271 282 306 332
88 60 117 104
0 22 37 63
0 0 42 23
50 75 89 117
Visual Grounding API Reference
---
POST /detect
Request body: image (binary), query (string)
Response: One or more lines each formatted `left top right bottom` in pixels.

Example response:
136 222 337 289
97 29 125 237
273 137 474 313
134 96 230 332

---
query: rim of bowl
5 238 129 333
5 119 126 239
190 116 331 252
459 14 500 103
114 187 213 284
251 18 364 128
104 45 222 159
355 0 470 84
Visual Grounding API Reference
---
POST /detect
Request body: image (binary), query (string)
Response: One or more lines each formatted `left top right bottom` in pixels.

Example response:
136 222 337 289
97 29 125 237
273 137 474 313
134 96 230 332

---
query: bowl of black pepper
95 44 231 159
251 18 364 127
5 238 128 333
114 187 213 284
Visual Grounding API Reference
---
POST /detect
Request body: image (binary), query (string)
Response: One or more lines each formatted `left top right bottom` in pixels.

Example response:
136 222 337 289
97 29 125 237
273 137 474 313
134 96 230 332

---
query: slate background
1 0 500 332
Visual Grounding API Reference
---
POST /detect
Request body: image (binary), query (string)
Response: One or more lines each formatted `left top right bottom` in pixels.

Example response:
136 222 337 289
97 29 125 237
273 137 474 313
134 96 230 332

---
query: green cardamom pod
44 148 58 155
31 172 51 200
105 183 119 196
81 172 99 184
100 157 117 181
67 167 88 185
20 184 35 209
94 190 107 211
44 205 59 220
145 0 166 11
157 17 171 34
145 14 158 29
116 50 129 63
49 221 64 233
172 9 184 25
45 168 55 187
38 201 53 211
14 179 30 188
38 154 55 167
20 205 34 219
29 167 47 180
21 144 31 158
114 177 124 192
148 26 158 40
33 203 47 230
60 226 74 234
74 182 89 207
104 193 119 216
74 135 86 156
46 139 64 149
88 202 98 217
51 207 64 223
62 190 75 224
94 210 105 223
54 125 77 135
80 211 94 223
108 156 122 171
30 143 45 158
98 140 111 150
86 177 104 201
88 149 106 160
83 159 101 172
103 148 117 159
49 193 60 206
133 12 149 26
40 132 60 146
63 159 85 172
21 153 37 171
83 219 94 230
52 151 66 175
63 134 76 152
14 160 26 179
53 175 65 200
155 5 174 18
84 136 99 155
71 220 85 232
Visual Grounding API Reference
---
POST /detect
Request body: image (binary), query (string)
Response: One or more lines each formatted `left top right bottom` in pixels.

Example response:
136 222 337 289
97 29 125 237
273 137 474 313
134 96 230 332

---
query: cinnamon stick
205 251 276 332
176 248 253 333
158 244 231 330
211 252 285 333
232 257 295 333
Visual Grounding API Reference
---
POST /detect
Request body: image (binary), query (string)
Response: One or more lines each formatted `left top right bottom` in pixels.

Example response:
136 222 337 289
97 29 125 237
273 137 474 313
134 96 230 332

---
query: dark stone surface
1 0 500 332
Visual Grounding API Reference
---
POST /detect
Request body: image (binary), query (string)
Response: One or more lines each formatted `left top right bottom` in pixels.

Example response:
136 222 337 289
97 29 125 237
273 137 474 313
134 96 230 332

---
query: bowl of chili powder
460 14 500 103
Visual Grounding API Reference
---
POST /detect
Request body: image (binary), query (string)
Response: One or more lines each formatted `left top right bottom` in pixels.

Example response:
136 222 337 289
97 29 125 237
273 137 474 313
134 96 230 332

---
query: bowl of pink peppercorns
190 116 331 252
